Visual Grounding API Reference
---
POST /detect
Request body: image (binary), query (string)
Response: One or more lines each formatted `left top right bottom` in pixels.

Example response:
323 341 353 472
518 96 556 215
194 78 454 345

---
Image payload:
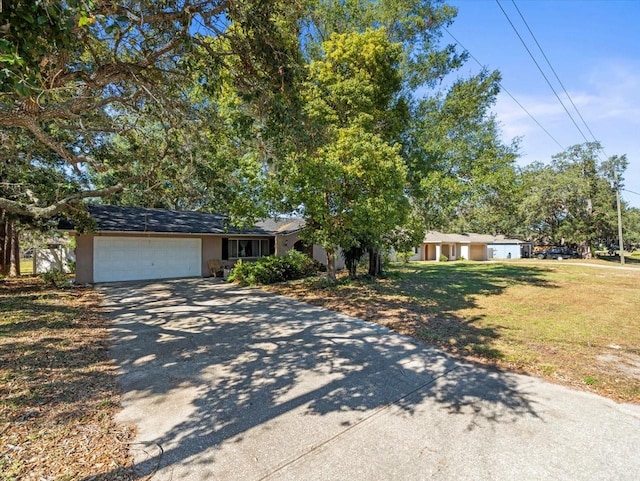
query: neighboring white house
392 231 531 262
34 243 75 274
423 232 489 261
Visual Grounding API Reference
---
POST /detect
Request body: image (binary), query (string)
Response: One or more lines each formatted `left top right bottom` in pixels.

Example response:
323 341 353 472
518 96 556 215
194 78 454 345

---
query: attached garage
67 205 274 284
469 244 486 261
93 237 202 283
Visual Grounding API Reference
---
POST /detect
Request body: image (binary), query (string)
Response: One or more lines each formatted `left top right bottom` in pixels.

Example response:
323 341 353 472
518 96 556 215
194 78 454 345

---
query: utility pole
614 170 625 265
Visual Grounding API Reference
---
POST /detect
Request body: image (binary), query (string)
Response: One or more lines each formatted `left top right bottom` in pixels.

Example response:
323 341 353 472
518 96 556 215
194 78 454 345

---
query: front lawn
266 261 640 403
0 277 134 480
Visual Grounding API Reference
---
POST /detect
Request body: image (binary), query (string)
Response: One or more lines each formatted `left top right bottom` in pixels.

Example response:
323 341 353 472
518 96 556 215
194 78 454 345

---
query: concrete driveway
101 278 640 481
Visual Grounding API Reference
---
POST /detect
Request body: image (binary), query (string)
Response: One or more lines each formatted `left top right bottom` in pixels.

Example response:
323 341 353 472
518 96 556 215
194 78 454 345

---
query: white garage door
93 237 202 283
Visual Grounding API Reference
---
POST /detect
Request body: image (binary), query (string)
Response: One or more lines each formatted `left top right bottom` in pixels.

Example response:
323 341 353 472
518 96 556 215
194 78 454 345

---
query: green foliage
583 376 599 386
439 254 448 262
41 269 70 288
0 0 304 222
385 212 426 254
519 143 625 250
228 251 317 286
623 208 640 245
302 0 465 88
285 28 411 281
408 69 519 232
0 1 89 96
397 251 415 263
304 28 405 133
294 126 408 250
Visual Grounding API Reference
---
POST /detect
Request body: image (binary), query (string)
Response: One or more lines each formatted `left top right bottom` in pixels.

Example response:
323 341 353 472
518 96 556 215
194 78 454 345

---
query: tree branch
0 185 124 220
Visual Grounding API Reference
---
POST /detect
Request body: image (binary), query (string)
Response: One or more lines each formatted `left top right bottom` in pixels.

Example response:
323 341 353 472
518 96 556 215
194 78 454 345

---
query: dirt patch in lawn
597 349 640 380
0 277 135 480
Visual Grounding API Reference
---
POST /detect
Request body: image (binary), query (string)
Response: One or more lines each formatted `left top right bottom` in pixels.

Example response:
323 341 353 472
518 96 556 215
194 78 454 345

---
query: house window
228 239 271 259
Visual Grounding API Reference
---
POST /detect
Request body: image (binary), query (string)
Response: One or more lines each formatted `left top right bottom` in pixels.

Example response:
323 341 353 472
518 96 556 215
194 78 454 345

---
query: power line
623 188 640 197
495 0 591 145
510 0 600 145
443 27 565 151
508 0 616 166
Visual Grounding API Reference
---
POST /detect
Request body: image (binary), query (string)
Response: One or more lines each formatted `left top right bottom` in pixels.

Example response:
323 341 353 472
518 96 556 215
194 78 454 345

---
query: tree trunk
0 211 6 275
583 196 593 259
348 261 357 279
9 226 20 277
326 248 337 284
368 248 382 277
2 218 12 276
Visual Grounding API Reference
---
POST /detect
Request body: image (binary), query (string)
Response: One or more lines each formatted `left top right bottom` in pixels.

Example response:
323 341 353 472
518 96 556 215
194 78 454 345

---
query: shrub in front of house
228 251 317 285
439 254 449 262
397 251 414 263
41 269 71 288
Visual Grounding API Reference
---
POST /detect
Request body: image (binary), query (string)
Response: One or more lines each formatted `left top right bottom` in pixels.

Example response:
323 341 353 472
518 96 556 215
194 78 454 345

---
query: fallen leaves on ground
0 277 135 481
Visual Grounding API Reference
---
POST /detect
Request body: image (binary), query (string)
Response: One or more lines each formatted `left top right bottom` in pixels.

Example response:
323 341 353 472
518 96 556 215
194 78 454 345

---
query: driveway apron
101 278 640 481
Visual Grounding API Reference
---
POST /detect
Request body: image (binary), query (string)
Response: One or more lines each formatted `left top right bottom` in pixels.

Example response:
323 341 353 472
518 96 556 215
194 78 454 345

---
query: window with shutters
227 239 271 259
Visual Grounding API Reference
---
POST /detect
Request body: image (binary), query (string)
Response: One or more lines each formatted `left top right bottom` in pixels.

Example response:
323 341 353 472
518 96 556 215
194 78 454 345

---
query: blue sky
445 0 640 207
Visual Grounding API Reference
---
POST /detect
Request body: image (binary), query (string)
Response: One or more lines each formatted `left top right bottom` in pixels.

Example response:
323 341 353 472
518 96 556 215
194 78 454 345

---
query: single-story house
423 232 489 261
63 205 342 284
394 231 531 262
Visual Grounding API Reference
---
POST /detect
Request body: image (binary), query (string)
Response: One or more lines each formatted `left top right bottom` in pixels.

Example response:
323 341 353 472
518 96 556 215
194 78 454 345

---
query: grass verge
266 261 640 404
0 277 134 480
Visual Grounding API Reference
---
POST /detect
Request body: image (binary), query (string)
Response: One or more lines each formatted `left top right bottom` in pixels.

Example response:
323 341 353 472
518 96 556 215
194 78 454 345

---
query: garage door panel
94 237 201 282
470 244 485 261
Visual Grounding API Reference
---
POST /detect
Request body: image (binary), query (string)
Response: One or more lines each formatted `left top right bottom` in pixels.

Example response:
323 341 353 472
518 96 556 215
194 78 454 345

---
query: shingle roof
65 205 274 236
423 231 525 245
255 217 305 234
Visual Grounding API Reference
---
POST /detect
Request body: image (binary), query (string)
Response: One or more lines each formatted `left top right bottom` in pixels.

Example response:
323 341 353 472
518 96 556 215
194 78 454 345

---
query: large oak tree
0 0 301 220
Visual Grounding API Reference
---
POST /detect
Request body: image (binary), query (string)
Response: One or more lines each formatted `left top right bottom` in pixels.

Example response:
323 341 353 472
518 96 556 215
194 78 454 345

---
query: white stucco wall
488 243 521 259
35 247 75 274
389 245 424 262
312 245 345 270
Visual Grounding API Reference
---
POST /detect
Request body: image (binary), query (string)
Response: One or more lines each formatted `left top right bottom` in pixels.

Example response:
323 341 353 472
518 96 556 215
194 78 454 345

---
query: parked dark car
536 247 580 260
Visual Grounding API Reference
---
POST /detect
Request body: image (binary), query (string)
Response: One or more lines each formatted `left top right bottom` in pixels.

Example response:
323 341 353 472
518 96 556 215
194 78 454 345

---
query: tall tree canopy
0 0 302 220
518 143 626 254
284 1 504 279
407 69 519 232
283 28 409 281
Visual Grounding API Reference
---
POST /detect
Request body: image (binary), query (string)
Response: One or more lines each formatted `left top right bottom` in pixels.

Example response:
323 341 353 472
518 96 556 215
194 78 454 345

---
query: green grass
593 254 640 265
268 260 640 403
19 258 33 275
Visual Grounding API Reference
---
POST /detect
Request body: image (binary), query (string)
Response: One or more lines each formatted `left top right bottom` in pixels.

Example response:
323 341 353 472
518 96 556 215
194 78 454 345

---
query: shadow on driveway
92 278 639 480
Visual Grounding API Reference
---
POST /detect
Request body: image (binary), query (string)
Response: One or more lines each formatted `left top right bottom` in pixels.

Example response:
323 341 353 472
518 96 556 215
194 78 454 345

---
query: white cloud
492 59 640 207
496 59 640 134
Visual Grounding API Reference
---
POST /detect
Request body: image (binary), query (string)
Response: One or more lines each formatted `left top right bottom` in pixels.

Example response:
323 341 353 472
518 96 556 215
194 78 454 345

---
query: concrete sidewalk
101 279 640 480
